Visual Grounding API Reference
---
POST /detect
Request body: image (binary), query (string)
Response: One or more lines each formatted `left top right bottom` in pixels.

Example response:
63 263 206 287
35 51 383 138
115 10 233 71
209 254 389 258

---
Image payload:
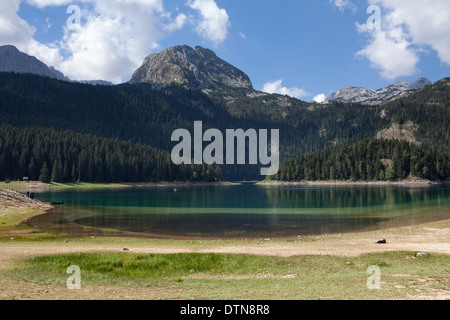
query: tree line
0 124 223 183
268 138 450 182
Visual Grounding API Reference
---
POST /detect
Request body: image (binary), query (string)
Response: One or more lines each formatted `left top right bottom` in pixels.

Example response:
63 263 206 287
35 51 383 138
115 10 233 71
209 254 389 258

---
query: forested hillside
0 124 222 183
382 78 450 151
269 139 450 182
0 72 449 181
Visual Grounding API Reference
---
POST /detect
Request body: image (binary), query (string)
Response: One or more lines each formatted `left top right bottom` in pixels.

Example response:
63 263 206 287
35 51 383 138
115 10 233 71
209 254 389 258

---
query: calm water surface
29 184 450 238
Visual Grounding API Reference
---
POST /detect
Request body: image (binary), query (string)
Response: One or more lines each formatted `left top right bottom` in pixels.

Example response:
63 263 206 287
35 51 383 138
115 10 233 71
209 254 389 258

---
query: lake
28 184 450 239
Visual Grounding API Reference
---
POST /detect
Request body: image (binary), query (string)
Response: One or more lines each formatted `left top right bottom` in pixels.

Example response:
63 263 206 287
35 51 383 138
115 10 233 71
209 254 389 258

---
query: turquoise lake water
29 184 450 238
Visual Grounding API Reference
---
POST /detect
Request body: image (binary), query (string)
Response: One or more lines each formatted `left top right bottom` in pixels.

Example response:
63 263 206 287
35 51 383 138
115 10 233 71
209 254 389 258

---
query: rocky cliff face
0 45 114 85
129 45 253 90
0 45 68 81
325 78 432 105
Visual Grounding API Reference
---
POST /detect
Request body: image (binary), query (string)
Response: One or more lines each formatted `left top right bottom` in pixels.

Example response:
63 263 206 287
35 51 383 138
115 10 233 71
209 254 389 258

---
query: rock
0 45 68 81
326 78 432 105
416 252 427 257
409 78 432 90
129 45 254 90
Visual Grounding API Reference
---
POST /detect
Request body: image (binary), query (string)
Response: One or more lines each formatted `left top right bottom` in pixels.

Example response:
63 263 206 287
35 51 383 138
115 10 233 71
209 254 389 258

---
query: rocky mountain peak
0 45 68 81
129 45 253 90
409 77 432 90
325 77 432 105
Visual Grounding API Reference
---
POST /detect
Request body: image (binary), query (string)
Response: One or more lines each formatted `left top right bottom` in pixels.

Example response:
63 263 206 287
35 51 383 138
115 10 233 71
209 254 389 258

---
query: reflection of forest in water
30 185 450 238
263 186 448 211
34 185 450 210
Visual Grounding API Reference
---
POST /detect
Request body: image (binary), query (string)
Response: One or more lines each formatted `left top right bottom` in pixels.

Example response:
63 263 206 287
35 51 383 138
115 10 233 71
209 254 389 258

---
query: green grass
102 228 120 236
4 251 449 299
0 207 49 232
32 234 57 240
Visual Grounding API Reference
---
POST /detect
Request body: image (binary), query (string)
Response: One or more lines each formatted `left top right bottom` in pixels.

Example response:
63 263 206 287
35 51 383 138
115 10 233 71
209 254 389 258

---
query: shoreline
2 179 445 194
0 180 237 193
259 179 445 187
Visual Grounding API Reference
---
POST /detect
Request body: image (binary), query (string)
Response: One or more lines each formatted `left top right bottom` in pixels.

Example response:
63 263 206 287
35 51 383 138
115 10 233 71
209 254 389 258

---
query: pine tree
51 160 63 182
39 162 51 183
28 157 37 181
214 166 223 181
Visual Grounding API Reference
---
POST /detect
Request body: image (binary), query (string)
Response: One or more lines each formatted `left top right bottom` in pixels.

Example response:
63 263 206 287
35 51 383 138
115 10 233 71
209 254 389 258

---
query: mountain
0 45 68 81
325 78 432 105
0 44 448 181
409 77 433 90
129 45 253 90
0 45 114 86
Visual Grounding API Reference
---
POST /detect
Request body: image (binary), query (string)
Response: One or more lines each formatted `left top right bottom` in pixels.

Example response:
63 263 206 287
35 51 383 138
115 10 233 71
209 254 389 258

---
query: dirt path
1 220 449 270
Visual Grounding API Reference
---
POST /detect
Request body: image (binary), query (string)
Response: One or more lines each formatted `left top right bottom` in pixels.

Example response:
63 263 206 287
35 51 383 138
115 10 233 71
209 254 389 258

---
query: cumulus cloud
262 79 309 99
0 0 193 83
356 0 450 80
356 28 419 80
313 93 327 104
0 0 35 45
187 0 230 46
58 0 166 83
164 13 187 33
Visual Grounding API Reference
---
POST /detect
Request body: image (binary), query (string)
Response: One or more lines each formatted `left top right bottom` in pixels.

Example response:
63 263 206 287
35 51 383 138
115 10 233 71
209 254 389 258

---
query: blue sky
2 0 450 102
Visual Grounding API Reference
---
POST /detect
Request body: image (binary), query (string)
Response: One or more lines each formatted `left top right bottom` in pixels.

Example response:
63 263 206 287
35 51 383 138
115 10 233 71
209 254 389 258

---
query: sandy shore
0 219 449 272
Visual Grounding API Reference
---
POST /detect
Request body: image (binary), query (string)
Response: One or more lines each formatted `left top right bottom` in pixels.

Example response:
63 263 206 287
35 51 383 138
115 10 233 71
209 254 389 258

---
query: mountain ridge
0 45 113 86
0 45 68 81
324 78 433 105
1 44 436 106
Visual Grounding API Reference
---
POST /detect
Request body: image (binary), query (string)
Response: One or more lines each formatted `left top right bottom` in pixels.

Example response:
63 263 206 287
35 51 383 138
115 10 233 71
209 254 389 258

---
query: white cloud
356 0 450 80
43 17 52 33
26 0 74 7
164 13 187 33
313 93 327 103
330 0 356 12
262 79 309 99
187 0 230 45
0 0 35 46
58 0 166 83
0 0 192 83
356 28 419 80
